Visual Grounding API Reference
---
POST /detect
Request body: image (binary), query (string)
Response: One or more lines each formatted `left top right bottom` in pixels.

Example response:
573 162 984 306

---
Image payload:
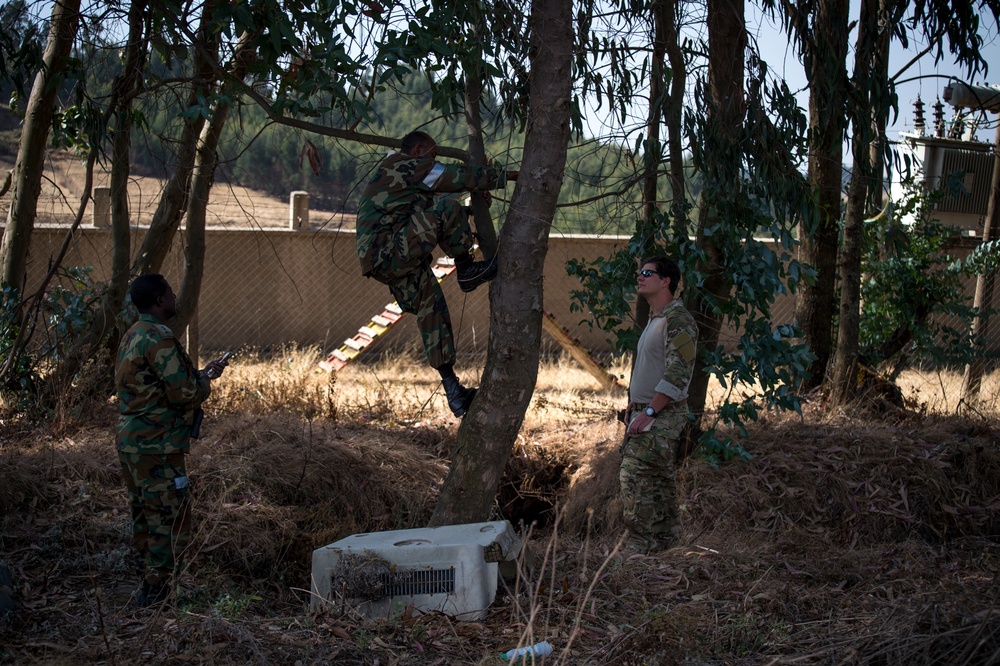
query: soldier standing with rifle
356 130 517 417
115 274 228 607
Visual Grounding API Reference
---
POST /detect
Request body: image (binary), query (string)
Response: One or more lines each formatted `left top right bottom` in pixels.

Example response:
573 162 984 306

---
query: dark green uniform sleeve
150 335 210 407
425 162 507 193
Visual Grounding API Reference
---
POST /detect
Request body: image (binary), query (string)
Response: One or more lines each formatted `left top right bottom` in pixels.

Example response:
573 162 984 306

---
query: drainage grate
381 566 456 597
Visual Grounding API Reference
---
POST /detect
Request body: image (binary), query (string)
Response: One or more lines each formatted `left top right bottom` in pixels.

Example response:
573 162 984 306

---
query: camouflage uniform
621 299 698 552
115 313 210 589
356 152 506 369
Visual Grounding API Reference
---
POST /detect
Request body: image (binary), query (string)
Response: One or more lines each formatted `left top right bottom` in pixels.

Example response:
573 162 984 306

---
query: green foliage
683 56 817 461
565 236 652 354
0 0 44 107
859 175 998 369
0 268 113 412
43 267 100 361
0 284 38 403
20 0 643 234
210 592 262 620
119 60 641 233
568 50 817 467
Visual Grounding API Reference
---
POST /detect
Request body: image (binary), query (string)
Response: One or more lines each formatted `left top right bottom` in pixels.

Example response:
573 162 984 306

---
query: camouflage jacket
629 299 698 408
356 152 506 275
115 314 210 454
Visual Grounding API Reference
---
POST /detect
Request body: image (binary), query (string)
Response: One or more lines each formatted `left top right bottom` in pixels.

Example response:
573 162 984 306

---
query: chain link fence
6 182 1000 393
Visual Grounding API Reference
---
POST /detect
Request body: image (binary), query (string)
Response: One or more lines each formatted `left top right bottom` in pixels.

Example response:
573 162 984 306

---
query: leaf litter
1 353 998 664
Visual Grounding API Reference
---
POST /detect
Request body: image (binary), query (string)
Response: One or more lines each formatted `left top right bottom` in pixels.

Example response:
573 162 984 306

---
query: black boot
456 254 498 293
442 375 477 417
0 563 16 617
137 580 170 608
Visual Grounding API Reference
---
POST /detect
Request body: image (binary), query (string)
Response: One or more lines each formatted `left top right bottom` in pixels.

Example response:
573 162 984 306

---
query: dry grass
2 351 1000 664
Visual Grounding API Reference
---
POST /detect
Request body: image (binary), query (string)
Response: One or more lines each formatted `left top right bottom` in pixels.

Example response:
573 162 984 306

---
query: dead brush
0 424 122 518
494 507 633 665
209 344 333 419
212 346 469 424
45 351 117 435
684 414 1000 547
6 351 1000 664
180 410 448 588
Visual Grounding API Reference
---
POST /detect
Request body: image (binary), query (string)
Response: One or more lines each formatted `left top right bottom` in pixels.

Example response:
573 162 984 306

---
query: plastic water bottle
500 641 553 660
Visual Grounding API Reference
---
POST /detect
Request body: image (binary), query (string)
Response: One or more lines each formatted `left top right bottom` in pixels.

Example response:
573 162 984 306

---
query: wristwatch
644 406 657 417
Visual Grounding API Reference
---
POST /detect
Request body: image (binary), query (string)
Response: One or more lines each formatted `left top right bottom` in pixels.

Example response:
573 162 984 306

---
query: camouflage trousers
370 198 473 369
118 450 192 588
619 409 684 552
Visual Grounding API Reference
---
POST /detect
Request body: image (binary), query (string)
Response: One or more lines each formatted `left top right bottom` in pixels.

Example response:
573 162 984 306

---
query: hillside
0 107 354 232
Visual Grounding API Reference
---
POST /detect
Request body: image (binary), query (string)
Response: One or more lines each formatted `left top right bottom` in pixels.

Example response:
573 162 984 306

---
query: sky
749 2 1000 146
19 0 1000 154
582 3 1000 157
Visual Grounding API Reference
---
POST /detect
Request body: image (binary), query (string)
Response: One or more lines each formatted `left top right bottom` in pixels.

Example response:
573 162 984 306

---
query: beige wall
15 225 666 359
15 224 995 364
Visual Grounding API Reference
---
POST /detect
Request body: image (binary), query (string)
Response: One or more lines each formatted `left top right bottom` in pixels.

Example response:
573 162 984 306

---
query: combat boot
442 375 477 417
137 580 170 608
456 255 498 293
0 563 15 617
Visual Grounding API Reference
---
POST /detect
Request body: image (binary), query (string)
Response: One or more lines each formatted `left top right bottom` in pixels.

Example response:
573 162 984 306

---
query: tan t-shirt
629 299 698 405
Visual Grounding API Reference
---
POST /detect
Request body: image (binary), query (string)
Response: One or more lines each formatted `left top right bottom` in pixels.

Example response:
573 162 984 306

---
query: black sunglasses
638 268 660 277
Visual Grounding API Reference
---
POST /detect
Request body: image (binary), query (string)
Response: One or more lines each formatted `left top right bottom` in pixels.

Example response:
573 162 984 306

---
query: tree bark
0 0 81 291
961 119 1000 403
633 0 672 341
829 0 881 406
662 0 687 241
829 159 866 405
132 0 218 276
38 1 149 399
173 34 255 334
464 55 498 259
103 0 147 333
429 0 572 526
684 0 746 423
794 0 850 390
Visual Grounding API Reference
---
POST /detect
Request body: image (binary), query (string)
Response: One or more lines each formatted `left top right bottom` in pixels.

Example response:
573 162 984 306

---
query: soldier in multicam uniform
621 256 698 553
356 130 518 417
115 274 228 607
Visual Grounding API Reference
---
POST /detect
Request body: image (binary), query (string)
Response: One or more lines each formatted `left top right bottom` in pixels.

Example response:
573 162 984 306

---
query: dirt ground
1 351 999 665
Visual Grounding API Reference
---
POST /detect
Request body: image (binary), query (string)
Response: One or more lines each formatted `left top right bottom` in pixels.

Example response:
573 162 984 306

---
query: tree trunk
173 34 255 334
172 111 224 336
794 0 850 390
132 0 218 276
829 0 880 406
633 0 671 342
0 0 81 291
39 1 148 399
662 0 687 241
684 0 746 423
429 0 572 526
464 56 498 259
868 0 892 212
102 0 147 332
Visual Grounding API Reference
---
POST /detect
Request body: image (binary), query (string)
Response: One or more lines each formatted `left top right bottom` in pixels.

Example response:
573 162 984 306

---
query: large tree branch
158 0 474 163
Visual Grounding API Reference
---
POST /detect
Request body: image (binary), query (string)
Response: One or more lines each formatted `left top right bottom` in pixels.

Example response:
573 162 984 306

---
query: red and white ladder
320 258 625 390
319 257 457 372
